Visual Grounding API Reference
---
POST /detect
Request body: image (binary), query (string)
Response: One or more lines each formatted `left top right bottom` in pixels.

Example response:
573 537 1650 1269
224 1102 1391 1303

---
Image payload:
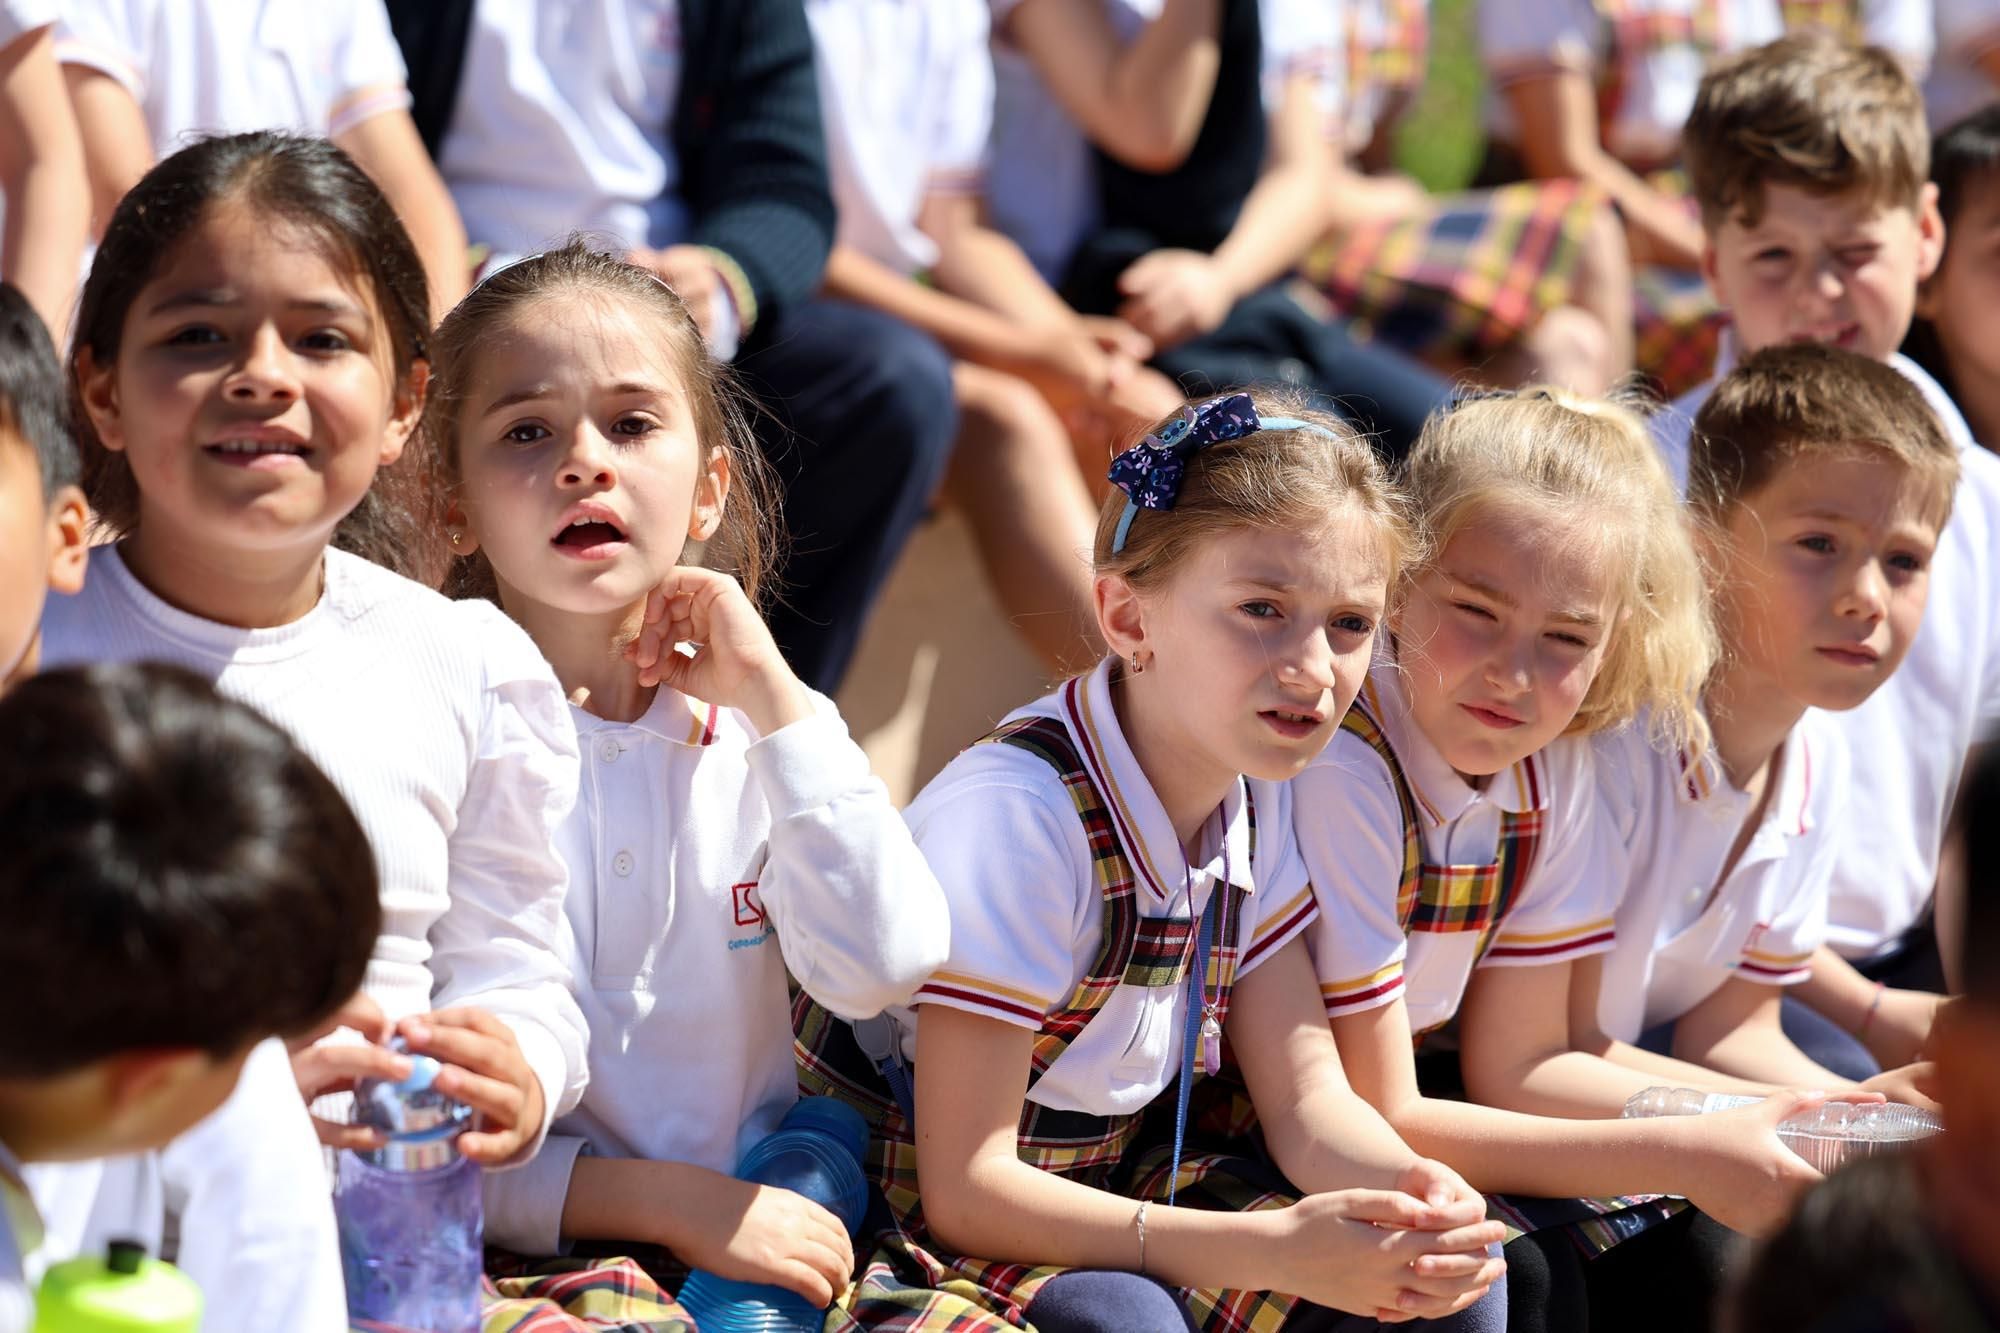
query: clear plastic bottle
678 1097 872 1333
335 1041 482 1333
1621 1086 1941 1171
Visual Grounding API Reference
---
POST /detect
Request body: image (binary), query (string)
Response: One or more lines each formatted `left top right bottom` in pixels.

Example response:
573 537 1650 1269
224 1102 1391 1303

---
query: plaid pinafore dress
795 715 1332 1331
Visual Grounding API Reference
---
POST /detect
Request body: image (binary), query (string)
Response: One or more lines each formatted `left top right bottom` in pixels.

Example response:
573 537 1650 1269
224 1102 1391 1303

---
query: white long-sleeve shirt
483 687 949 1255
35 545 589 1328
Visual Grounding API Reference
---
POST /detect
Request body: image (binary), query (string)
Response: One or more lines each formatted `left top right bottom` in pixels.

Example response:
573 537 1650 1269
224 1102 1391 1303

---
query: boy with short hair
1592 343 1956 1093
0 282 88 692
0 662 383 1325
1653 32 2000 1077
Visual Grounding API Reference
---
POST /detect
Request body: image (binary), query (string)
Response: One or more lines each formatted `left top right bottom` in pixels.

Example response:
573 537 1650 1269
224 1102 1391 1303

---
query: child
1907 105 2000 452
799 391 1507 1331
1595 344 1955 1094
0 282 86 691
806 0 1180 674
1723 741 2000 1333
425 241 951 1317
57 0 469 314
1662 34 2000 1075
988 0 1452 458
0 662 381 1324
0 7 88 345
1292 385 1839 1333
34 131 588 1323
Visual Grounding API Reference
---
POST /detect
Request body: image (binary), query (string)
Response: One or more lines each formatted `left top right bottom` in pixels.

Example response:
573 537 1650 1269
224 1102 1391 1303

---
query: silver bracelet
1134 1200 1150 1274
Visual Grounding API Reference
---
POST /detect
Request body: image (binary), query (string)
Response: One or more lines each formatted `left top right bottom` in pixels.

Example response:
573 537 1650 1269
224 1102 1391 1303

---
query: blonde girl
798 390 1507 1333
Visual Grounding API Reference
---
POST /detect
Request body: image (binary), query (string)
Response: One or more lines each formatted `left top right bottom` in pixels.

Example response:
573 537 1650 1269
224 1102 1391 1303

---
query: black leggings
1503 1208 1743 1333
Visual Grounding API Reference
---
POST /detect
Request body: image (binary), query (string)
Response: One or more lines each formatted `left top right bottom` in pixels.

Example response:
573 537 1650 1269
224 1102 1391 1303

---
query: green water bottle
33 1239 201 1333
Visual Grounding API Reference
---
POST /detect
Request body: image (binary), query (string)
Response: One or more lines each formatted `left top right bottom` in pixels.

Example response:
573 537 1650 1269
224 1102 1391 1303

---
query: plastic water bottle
1621 1087 1941 1171
335 1040 482 1333
34 1240 201 1333
678 1096 872 1333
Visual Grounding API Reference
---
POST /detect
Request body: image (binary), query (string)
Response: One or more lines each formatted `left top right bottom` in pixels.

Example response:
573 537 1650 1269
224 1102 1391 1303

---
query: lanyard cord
1166 828 1226 1206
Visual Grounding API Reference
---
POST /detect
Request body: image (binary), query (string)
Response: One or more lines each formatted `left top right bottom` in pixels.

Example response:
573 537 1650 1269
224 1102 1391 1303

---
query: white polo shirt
0 1140 37 1333
1296 664 1620 1034
1478 0 1783 167
1655 351 2000 959
1593 709 1845 1041
888 657 1319 1118
1927 0 2000 131
434 0 686 263
807 0 993 278
56 0 412 149
482 688 950 1255
22 1040 347 1333
0 0 56 45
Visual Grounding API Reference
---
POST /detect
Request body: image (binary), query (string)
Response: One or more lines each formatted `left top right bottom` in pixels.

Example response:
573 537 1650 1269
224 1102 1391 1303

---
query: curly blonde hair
1399 387 1717 753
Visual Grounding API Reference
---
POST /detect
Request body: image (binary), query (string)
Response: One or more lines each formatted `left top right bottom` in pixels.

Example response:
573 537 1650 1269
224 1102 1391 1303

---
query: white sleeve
1236 780 1320 976
1482 742 1621 969
749 698 951 1019
1479 0 1600 81
926 0 994 194
326 0 413 137
160 1040 348 1333
53 0 149 99
1856 0 1933 73
1259 0 1343 119
478 1133 589 1258
0 0 58 46
906 760 1094 1031
1291 737 1412 1017
427 606 590 1161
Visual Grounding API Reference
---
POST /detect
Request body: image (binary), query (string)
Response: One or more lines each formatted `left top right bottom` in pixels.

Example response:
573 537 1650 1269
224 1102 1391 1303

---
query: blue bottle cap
780 1096 869 1163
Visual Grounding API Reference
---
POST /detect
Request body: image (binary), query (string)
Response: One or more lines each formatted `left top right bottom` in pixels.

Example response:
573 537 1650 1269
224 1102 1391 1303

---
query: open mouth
1259 708 1324 739
204 439 310 465
551 509 630 558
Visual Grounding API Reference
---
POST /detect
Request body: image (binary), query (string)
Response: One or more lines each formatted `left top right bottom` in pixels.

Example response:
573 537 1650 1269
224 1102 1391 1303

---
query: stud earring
1130 652 1149 675
448 530 463 548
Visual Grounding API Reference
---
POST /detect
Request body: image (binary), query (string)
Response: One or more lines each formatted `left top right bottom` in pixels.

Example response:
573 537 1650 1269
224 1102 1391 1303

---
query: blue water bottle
335 1040 483 1333
678 1096 871 1332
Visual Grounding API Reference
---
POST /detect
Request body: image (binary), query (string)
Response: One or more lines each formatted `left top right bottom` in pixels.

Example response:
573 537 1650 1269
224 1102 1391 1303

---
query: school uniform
22 1041 345 1333
1775 0 1933 72
1654 353 2000 975
1928 0 2000 131
56 0 412 147
34 546 588 1328
389 0 956 694
796 657 1350 1331
1592 708 1846 1043
1297 664 1620 1038
806 0 993 279
1 1140 38 1333
482 687 948 1258
0 0 55 44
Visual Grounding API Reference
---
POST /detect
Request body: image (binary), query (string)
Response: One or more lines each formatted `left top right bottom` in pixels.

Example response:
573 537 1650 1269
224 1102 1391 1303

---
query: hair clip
1106 393 1336 553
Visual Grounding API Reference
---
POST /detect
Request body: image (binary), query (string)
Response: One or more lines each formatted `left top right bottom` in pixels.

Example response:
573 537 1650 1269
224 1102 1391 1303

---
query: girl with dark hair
34 131 587 1328
1908 105 2000 454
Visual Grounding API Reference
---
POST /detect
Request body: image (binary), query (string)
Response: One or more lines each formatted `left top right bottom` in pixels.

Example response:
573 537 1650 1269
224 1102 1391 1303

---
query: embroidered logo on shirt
732 881 766 928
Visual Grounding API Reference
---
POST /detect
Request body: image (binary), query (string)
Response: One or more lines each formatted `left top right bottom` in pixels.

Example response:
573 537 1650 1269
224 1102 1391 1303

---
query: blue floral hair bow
1107 393 1332 553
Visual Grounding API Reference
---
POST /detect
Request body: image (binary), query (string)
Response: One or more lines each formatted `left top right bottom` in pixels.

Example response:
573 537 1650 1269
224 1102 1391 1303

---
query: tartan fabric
476 1255 695 1333
793 715 1258 1330
1352 0 1430 98
1593 0 1725 145
1777 0 1861 40
1304 181 1605 360
1336 702 1422 928
1634 258 1727 400
1407 803 1543 940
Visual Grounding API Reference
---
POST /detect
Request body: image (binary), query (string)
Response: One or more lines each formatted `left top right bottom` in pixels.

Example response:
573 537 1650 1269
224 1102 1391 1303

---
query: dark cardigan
387 0 836 334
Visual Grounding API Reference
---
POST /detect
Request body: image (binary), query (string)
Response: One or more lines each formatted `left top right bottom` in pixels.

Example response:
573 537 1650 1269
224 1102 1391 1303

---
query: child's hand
398 1008 547 1165
288 991 411 1152
1265 1182 1505 1321
1679 1090 1828 1236
658 1169 856 1308
1115 249 1235 352
626 566 812 735
1859 1061 1940 1112
1860 987 1945 1069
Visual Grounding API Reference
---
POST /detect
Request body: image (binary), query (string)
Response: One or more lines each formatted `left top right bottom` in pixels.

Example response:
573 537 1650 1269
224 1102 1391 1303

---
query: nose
557 424 616 489
1802 258 1845 312
223 326 300 403
1482 633 1533 696
1276 624 1339 695
1835 557 1889 623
